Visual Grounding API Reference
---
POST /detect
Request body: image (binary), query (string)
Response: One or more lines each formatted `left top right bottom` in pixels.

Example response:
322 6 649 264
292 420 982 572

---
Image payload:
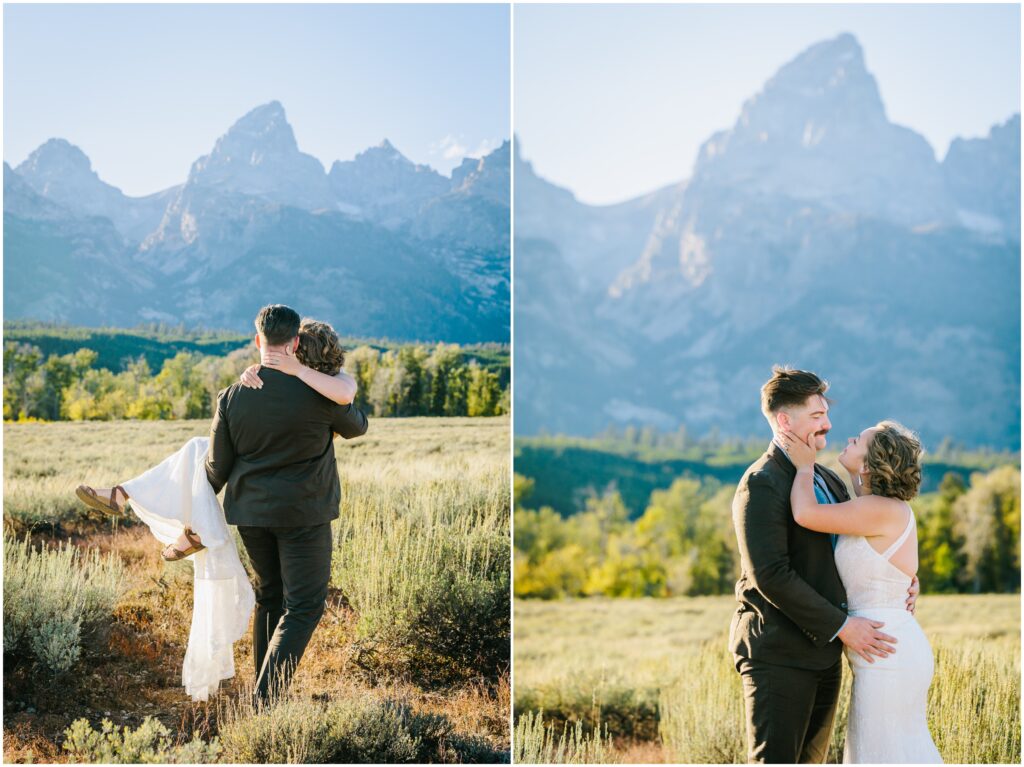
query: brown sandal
161 527 206 562
76 484 129 518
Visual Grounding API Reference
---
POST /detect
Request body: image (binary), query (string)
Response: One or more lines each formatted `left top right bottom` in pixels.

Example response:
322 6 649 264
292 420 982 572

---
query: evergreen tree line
513 465 1021 599
3 341 508 422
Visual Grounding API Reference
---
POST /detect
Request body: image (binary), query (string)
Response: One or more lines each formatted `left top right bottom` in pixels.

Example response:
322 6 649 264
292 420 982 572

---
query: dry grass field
4 417 511 763
514 595 1020 763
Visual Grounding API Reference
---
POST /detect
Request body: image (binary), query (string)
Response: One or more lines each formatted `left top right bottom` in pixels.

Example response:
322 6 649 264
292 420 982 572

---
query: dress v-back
833 503 942 764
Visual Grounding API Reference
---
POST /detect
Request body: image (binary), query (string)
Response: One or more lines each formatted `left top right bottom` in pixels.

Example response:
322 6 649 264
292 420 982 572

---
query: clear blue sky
4 3 510 196
515 3 1021 205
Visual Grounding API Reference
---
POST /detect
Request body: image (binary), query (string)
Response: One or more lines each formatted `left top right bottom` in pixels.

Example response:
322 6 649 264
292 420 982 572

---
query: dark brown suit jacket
729 442 850 670
205 368 368 527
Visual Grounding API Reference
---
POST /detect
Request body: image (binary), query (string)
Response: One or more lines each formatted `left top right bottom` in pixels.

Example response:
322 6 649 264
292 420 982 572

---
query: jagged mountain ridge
515 33 1020 449
4 101 510 342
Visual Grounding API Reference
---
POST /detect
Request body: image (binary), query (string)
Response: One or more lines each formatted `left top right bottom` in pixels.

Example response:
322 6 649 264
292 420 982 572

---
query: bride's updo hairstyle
295 319 346 375
865 420 923 501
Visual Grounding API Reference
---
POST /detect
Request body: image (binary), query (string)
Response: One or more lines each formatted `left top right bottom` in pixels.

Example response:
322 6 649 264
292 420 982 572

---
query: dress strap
881 502 915 560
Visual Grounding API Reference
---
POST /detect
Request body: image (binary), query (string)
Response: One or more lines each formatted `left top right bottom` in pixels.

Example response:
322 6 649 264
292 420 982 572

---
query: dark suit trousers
736 656 842 764
237 522 334 702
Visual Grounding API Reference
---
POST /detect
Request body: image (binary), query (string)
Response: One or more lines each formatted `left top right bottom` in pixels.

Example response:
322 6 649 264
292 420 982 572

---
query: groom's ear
254 333 262 350
776 411 789 431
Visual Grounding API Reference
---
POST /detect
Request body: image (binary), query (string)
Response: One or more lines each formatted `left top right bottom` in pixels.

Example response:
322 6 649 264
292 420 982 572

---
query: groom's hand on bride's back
838 616 898 663
906 575 920 614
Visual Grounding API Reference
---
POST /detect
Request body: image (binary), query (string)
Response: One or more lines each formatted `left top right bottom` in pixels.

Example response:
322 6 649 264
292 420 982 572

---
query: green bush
62 717 220 763
659 642 745 763
516 675 659 742
3 534 126 674
512 710 612 764
332 469 510 685
218 693 458 764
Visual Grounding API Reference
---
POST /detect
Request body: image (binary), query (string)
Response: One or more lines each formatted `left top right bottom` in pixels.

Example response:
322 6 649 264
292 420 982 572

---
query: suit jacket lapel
816 465 851 503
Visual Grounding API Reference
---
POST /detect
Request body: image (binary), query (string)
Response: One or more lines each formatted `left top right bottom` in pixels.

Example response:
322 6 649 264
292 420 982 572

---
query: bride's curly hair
865 420 923 501
295 319 345 375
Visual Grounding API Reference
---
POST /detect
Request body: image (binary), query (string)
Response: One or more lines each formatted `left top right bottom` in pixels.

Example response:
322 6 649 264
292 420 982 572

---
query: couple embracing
76 304 368 702
731 366 942 764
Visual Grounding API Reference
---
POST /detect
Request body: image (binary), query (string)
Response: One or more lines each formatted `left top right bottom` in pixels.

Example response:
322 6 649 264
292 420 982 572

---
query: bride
778 420 942 764
74 318 358 700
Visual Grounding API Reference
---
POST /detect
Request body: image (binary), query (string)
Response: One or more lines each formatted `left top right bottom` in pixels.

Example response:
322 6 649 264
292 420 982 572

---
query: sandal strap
183 528 203 548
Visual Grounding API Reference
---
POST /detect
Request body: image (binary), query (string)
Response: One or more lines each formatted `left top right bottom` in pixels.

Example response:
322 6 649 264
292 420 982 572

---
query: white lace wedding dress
834 504 942 763
122 436 255 702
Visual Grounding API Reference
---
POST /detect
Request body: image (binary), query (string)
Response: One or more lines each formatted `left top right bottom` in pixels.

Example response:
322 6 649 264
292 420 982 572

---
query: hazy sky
515 3 1021 205
4 3 510 196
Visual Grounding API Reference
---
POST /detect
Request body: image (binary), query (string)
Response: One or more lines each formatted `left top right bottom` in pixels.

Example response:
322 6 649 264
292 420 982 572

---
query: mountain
4 102 510 343
14 139 178 243
328 139 449 226
515 34 1020 449
692 34 951 228
4 163 152 324
943 113 1021 239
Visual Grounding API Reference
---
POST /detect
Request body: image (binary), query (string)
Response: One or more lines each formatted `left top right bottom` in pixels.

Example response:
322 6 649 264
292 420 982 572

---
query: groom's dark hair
255 304 301 346
760 365 831 416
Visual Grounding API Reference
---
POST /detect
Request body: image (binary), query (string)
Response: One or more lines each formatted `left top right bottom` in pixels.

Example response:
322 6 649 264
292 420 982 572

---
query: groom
205 304 368 703
729 366 918 763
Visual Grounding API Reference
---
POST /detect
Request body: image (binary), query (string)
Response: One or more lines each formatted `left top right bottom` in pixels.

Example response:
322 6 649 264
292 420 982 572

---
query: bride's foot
75 484 129 517
161 527 206 562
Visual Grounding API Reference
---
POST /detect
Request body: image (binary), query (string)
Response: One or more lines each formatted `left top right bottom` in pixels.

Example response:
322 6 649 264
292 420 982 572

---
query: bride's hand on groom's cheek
780 429 816 467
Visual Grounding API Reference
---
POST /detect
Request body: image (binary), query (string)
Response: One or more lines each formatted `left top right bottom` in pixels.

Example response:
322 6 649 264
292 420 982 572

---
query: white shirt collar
771 436 793 465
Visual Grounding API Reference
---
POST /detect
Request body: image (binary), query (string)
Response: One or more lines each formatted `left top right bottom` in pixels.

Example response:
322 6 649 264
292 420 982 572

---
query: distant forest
3 322 510 421
516 429 1019 517
514 429 1020 599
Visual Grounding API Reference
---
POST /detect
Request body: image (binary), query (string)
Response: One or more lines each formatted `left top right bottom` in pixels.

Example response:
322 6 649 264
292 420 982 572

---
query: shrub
332 467 510 685
3 534 126 674
512 710 612 764
62 717 220 763
659 642 745 763
218 692 458 764
516 675 659 742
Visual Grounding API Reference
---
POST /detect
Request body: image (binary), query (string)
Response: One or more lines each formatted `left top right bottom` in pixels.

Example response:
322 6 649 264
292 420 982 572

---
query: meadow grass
332 440 510 685
514 595 1020 763
4 534 127 674
3 417 510 763
513 710 613 764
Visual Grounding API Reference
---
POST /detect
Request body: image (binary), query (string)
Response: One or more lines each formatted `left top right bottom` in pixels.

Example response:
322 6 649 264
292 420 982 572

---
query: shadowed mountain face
5 101 510 343
515 34 1020 449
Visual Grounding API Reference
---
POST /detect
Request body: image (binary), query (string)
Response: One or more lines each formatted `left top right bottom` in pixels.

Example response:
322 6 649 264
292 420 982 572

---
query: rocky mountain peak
202 100 299 167
692 33 948 227
347 139 416 169
452 140 511 197
17 138 95 177
180 100 332 212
